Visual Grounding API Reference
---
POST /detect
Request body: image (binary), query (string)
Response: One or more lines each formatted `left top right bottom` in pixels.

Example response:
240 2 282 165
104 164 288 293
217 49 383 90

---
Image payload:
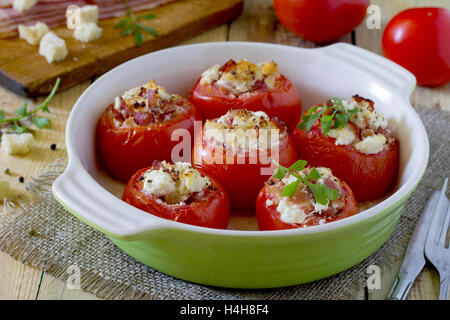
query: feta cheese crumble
1 133 34 155
18 22 49 45
199 60 280 94
39 32 68 63
142 162 211 204
354 134 387 154
73 22 102 43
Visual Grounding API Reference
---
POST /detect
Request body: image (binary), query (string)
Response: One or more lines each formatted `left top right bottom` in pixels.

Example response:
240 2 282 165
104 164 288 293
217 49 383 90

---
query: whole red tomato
96 102 199 182
382 7 450 87
293 107 399 202
256 177 358 230
273 0 370 43
122 165 230 229
192 118 298 210
190 75 302 132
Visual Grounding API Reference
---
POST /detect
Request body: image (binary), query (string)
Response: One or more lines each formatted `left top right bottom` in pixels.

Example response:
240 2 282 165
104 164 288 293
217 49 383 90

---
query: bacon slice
0 0 174 38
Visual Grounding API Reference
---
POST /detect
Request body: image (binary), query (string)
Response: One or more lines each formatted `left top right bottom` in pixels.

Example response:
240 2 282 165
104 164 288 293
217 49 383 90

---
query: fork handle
439 275 449 300
387 274 414 300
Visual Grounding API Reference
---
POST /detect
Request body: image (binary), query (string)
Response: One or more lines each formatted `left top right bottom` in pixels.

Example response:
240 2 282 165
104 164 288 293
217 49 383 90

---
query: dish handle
318 43 417 99
52 163 174 240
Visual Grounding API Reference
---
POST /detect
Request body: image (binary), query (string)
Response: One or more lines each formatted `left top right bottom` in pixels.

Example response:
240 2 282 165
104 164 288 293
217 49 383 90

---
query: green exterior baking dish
53 42 428 288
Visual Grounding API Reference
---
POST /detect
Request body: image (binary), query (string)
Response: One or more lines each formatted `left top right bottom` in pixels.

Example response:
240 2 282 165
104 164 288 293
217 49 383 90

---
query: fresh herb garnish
0 78 60 134
297 97 359 135
273 160 338 205
115 0 158 46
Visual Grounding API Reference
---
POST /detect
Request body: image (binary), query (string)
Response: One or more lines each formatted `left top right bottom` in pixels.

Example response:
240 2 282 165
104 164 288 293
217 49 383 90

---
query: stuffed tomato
293 95 399 202
256 161 359 230
122 161 230 229
192 108 298 210
96 81 199 181
189 59 302 132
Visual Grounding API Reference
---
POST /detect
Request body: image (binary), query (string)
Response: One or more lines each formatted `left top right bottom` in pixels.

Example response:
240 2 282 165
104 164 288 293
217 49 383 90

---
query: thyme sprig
273 160 338 205
115 0 158 46
0 78 60 134
297 97 359 135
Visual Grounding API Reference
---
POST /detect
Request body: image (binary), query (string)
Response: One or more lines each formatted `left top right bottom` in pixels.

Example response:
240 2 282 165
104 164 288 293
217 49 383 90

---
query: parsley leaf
115 0 159 47
273 160 339 206
297 97 360 136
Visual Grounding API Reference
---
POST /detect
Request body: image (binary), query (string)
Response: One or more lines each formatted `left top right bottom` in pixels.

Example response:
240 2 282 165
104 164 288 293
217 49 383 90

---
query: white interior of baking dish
54 42 428 238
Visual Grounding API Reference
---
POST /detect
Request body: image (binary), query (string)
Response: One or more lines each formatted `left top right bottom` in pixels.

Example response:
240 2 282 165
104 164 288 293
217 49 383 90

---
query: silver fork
425 178 450 300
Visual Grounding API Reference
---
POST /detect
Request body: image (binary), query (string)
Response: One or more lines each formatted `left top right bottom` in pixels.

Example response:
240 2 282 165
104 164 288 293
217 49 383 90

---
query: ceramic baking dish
53 42 428 288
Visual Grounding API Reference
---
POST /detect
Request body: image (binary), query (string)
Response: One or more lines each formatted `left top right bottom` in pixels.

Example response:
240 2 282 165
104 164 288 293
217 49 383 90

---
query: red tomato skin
273 0 370 43
122 166 230 229
256 180 359 230
293 114 399 202
96 105 200 182
189 75 302 132
382 7 450 87
192 128 298 210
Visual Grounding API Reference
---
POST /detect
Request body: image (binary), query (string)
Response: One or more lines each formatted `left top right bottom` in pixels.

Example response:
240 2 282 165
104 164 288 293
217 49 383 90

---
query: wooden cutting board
0 0 243 97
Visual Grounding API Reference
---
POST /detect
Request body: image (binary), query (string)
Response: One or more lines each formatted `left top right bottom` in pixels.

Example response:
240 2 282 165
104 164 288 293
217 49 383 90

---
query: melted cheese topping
199 60 280 94
326 96 392 154
203 109 283 153
142 161 210 204
114 80 175 111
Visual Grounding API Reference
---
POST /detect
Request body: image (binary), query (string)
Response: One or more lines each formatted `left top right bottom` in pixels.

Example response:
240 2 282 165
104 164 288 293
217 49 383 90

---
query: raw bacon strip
0 0 173 38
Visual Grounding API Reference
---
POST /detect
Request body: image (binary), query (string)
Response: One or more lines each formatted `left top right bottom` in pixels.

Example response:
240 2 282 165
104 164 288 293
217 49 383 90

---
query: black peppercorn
50 143 57 150
18 176 24 183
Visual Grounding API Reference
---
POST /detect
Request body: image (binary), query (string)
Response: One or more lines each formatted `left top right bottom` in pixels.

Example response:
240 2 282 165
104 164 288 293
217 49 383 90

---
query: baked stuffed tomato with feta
122 161 230 229
192 108 297 210
256 160 359 230
190 59 302 132
96 81 199 181
293 95 399 202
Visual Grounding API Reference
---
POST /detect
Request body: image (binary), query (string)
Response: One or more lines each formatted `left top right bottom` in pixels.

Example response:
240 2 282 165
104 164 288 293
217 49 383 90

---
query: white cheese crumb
114 97 121 110
13 0 37 12
73 22 102 43
328 127 356 145
199 64 220 86
354 134 386 154
0 181 13 199
18 22 49 45
1 133 34 155
79 5 99 24
39 32 68 63
265 199 273 206
277 198 307 224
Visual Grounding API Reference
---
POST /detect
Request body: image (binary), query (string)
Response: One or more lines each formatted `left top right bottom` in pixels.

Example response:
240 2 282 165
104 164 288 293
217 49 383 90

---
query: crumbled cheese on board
74 22 102 43
1 133 34 155
39 32 68 63
18 22 49 45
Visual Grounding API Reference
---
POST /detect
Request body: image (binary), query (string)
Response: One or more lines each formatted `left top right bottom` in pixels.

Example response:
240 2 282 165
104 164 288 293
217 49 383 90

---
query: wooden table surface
0 0 448 300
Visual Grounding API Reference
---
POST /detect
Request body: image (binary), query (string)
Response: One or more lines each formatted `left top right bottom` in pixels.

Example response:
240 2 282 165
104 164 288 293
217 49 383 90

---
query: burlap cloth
0 107 448 300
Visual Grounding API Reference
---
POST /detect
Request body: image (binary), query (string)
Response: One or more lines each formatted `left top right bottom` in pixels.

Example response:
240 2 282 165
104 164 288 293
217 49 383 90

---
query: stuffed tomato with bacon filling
192 108 297 210
122 161 230 229
256 160 359 230
190 59 302 132
293 95 399 202
96 81 199 181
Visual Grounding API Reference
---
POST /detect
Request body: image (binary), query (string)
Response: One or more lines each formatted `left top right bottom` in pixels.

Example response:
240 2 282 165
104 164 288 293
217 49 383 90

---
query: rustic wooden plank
0 252 42 300
0 0 243 97
354 0 449 300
